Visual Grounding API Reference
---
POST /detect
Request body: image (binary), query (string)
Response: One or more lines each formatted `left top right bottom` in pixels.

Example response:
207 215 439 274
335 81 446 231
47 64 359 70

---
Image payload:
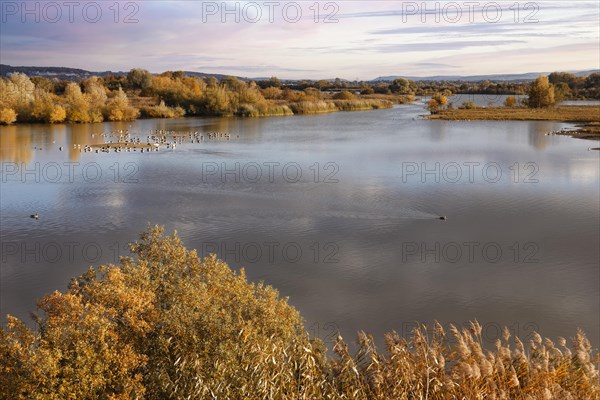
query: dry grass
236 102 294 117
431 106 600 122
359 93 416 104
289 99 392 115
333 99 393 111
330 321 599 399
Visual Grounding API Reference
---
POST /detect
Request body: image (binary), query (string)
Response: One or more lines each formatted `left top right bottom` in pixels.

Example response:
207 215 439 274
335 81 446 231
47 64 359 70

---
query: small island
426 75 600 143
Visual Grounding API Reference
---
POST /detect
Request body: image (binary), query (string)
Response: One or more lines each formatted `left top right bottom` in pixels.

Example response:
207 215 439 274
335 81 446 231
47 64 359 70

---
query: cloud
0 0 597 79
333 0 599 21
330 40 527 54
412 63 459 69
194 64 318 73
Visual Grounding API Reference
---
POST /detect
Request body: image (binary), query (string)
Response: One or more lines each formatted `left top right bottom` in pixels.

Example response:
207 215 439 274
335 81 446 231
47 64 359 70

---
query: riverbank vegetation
0 70 400 125
2 69 597 125
1 227 598 399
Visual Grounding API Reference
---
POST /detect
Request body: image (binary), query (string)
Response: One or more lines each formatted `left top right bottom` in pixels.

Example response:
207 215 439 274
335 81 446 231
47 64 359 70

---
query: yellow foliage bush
528 75 556 108
29 91 67 123
104 88 140 121
504 96 517 107
0 108 17 125
49 105 67 123
140 101 185 118
332 91 356 100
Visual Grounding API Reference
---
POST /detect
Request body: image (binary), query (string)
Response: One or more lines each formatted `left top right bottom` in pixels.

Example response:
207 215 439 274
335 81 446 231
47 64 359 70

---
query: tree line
0 69 399 125
283 72 599 99
1 69 598 125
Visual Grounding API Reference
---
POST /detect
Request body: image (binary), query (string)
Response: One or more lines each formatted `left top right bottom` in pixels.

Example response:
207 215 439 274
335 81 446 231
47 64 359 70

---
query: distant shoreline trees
1 69 598 125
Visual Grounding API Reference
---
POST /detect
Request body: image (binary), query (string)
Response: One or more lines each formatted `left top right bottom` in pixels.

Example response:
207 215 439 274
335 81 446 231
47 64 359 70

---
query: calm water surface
1 101 598 348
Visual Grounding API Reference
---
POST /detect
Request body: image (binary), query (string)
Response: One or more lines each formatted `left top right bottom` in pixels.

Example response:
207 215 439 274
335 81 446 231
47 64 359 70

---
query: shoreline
553 122 600 144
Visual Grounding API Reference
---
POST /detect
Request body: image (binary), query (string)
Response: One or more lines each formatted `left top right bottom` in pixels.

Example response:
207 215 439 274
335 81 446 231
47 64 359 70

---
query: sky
0 0 598 80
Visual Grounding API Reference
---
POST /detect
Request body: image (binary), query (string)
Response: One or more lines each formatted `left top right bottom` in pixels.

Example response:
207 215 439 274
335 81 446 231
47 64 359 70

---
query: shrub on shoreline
140 100 186 118
0 108 17 125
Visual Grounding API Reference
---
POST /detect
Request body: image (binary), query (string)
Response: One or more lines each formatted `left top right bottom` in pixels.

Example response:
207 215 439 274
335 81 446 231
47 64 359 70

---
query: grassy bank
430 106 600 122
430 106 600 145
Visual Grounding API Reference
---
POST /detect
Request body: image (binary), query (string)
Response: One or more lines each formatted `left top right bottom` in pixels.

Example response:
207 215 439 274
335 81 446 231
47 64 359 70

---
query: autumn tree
389 78 415 94
104 87 140 121
127 68 153 90
64 82 94 123
198 85 233 115
553 82 571 103
333 90 355 100
149 75 206 113
359 83 374 95
261 86 283 100
8 73 35 112
140 100 185 118
585 72 600 89
427 93 448 114
222 76 245 92
257 76 282 89
303 87 322 101
0 227 328 399
30 91 66 123
0 108 17 124
30 76 55 93
504 95 517 107
0 73 35 121
528 75 555 108
82 77 108 121
205 76 219 88
373 83 391 94
0 78 17 123
236 82 265 107
548 72 578 87
584 72 600 99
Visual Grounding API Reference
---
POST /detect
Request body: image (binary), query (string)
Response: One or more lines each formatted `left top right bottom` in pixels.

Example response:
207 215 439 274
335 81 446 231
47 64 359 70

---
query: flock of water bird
52 129 240 154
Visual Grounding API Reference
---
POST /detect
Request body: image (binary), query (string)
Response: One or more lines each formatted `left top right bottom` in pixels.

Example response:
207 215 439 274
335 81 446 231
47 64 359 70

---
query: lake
1 100 598 348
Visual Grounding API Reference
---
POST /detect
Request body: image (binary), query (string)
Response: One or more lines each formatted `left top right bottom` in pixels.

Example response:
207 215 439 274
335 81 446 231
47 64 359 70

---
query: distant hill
0 64 125 80
374 70 598 83
0 64 246 81
1 64 597 83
